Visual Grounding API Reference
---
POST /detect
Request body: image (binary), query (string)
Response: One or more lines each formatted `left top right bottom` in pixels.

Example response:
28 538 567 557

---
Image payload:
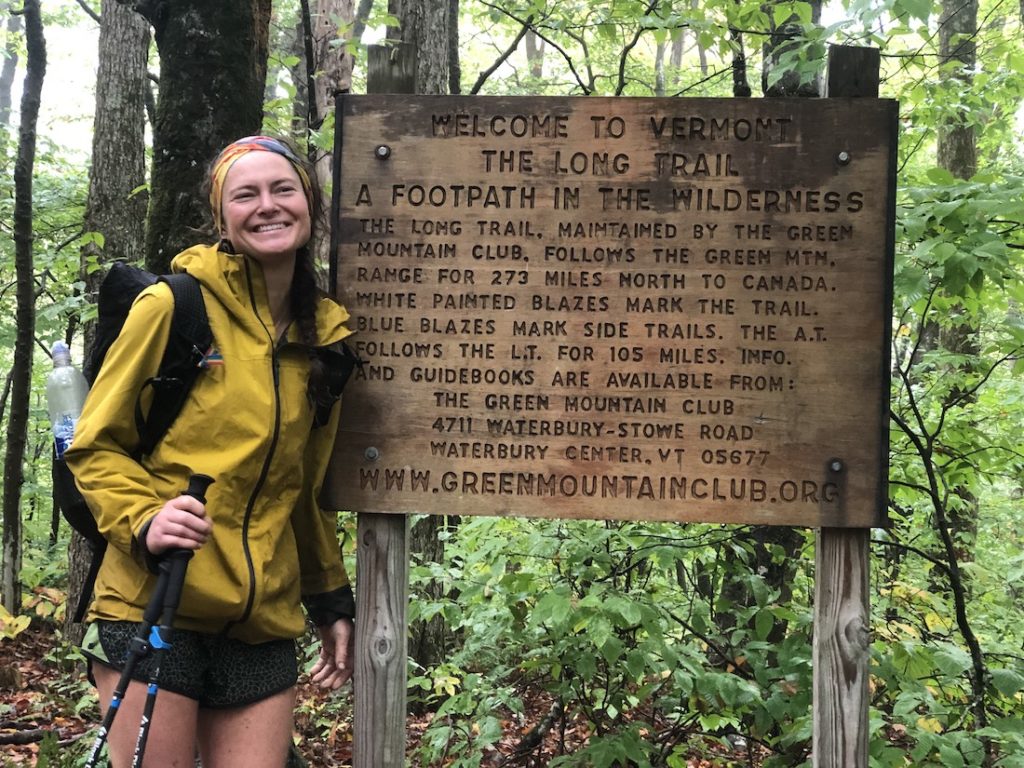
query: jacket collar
170 243 352 348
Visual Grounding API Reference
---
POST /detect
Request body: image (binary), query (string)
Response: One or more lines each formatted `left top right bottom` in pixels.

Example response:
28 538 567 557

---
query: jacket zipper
225 261 284 631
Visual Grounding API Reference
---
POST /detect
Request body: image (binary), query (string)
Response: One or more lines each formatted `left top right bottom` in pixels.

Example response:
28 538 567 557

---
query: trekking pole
84 473 214 768
131 473 214 767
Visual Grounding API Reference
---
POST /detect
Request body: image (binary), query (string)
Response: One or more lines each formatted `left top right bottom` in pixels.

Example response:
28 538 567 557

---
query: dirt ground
1 623 758 767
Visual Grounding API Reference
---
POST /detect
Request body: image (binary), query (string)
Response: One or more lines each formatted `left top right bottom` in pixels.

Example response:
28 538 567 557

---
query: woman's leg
92 662 200 768
196 686 296 768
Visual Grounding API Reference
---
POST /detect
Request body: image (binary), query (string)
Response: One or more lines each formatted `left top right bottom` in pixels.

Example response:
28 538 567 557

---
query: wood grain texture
325 92 896 527
812 44 879 768
349 45 415 768
353 513 409 768
813 527 870 767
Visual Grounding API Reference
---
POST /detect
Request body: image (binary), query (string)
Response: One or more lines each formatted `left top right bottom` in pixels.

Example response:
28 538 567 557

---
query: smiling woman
65 135 358 768
221 153 312 271
209 137 318 338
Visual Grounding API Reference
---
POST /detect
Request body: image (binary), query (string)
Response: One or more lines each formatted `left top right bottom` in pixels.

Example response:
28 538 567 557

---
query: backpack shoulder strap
162 273 211 352
133 273 213 456
311 342 364 428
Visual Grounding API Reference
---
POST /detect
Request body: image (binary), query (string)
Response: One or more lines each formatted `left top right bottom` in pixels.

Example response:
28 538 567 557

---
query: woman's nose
256 189 278 212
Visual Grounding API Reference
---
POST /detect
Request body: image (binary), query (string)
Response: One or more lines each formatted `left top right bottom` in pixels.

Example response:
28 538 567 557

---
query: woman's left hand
310 617 355 690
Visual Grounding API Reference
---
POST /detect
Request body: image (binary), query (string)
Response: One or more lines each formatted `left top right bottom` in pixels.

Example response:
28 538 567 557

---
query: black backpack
54 261 212 622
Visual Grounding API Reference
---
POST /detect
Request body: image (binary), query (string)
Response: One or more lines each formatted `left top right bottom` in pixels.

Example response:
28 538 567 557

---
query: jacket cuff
133 518 162 574
303 584 355 626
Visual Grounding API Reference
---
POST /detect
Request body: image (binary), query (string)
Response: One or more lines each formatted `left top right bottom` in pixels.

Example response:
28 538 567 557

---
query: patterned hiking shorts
82 621 298 708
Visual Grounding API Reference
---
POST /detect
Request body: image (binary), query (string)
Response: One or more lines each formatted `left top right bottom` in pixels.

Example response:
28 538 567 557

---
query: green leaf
938 744 966 768
624 649 646 682
925 167 956 184
990 668 1024 697
600 635 624 665
898 0 933 23
990 717 1024 735
934 646 972 677
531 588 571 627
605 595 642 627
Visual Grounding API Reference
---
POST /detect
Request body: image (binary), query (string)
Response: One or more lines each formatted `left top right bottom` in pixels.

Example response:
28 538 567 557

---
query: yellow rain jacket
66 244 354 643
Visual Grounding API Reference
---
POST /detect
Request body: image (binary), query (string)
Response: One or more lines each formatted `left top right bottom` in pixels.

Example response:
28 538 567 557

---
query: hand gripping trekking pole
131 473 214 767
85 473 215 768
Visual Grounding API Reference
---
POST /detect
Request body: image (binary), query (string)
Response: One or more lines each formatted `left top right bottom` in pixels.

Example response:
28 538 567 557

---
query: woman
67 136 355 767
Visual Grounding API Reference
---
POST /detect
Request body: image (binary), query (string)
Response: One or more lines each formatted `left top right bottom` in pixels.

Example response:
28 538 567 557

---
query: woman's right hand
143 495 212 554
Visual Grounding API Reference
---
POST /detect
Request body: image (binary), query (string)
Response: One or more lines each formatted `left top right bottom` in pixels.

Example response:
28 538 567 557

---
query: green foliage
4 0 1024 765
393 4 1024 760
407 519 820 765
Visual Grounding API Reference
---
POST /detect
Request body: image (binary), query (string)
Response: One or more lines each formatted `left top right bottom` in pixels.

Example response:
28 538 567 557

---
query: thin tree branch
73 0 100 23
469 15 533 95
615 0 660 96
478 1 591 93
299 0 318 131
871 536 952 575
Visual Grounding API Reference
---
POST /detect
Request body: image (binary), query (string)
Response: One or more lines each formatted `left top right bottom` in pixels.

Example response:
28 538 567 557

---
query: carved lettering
337 95 892 528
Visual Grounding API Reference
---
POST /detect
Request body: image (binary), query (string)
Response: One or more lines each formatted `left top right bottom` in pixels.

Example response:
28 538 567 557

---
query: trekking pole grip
184 472 215 504
162 473 215 612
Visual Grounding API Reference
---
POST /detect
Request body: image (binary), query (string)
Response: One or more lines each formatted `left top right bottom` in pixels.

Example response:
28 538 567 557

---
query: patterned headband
209 136 314 233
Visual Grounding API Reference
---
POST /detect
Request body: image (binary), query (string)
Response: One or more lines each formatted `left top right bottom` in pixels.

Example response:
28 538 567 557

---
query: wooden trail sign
324 94 896 528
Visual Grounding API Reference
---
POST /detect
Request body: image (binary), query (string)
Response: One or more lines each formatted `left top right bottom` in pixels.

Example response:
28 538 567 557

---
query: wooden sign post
812 46 886 768
328 44 893 768
345 44 415 768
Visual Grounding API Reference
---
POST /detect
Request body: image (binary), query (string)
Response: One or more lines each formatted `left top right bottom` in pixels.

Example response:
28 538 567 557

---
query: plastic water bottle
47 341 89 460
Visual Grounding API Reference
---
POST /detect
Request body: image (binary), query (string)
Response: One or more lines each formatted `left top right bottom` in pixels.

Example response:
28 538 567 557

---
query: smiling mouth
253 223 288 233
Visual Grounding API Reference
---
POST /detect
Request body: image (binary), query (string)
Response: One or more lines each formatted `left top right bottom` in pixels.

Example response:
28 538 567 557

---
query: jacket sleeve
64 285 175 559
294 396 355 624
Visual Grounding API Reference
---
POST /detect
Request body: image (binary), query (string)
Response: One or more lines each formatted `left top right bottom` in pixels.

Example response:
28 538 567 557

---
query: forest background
1 0 1023 766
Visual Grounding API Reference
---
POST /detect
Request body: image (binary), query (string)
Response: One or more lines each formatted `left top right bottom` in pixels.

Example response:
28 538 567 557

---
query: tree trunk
0 5 22 127
63 0 150 645
525 29 544 79
312 0 354 128
761 0 822 97
655 39 666 96
669 27 685 89
3 0 44 614
353 0 373 41
121 0 272 271
447 0 460 93
937 0 978 179
388 0 450 94
306 0 354 278
937 0 980 569
936 3 987 755
730 24 751 97
287 17 308 134
692 0 706 76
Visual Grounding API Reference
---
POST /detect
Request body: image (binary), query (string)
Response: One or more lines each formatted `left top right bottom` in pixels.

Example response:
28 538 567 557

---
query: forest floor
1 623 761 767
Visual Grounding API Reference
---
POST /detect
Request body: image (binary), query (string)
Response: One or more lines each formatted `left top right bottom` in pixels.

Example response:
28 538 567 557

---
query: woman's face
220 151 312 267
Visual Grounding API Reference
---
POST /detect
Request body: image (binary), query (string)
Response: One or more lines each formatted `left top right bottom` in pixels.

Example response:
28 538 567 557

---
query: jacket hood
170 243 352 348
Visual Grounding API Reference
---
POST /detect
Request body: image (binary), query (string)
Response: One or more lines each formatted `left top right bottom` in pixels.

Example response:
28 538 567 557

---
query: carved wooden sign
323 95 896 527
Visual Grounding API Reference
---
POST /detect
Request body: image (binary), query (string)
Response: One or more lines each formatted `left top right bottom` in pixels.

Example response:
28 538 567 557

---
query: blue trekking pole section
84 473 214 768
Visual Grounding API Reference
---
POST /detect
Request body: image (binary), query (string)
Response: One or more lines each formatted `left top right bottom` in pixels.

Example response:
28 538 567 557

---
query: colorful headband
209 136 314 233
